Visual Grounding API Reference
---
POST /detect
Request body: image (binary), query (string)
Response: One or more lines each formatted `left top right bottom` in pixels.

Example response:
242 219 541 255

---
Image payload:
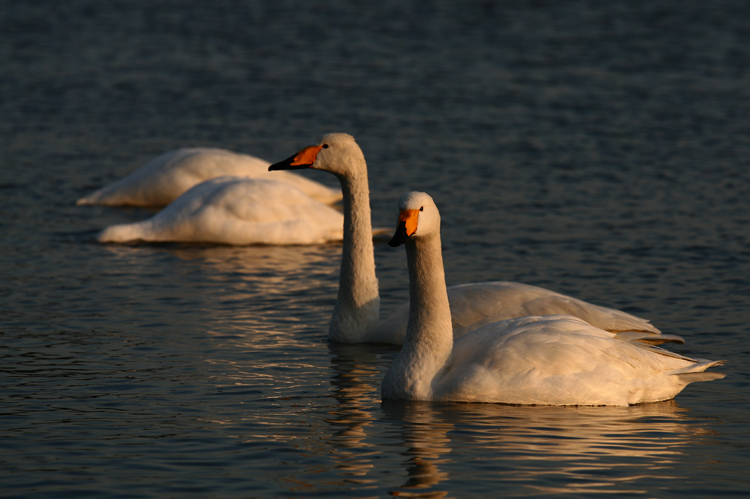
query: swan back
78 148 342 207
373 280 663 344
97 177 344 245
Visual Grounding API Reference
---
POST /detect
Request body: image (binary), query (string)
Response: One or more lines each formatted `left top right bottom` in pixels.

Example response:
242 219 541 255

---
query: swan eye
322 144 329 149
420 207 424 211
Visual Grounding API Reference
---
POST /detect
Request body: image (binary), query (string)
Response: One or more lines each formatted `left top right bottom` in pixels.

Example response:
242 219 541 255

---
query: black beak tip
268 153 309 172
268 159 290 171
388 222 409 247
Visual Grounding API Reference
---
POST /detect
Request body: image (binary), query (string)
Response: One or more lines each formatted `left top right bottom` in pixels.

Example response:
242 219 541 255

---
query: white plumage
96 177 345 245
268 133 664 345
77 147 342 207
374 280 674 342
381 192 724 405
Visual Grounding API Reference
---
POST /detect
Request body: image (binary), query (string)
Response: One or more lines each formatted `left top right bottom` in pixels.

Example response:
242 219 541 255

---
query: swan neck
405 234 453 350
384 232 453 399
329 168 380 342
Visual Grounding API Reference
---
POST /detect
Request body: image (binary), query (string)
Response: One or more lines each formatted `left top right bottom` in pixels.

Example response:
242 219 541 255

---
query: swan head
268 133 366 177
388 192 441 247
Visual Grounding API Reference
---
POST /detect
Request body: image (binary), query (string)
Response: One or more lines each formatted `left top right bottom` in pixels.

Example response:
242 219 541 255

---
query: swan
268 133 670 345
77 147 342 207
381 191 725 405
96 176 346 245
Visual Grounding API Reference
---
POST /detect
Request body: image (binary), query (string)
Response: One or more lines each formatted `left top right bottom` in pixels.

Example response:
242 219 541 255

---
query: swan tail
676 371 726 383
670 358 726 374
614 331 685 345
670 359 726 383
619 334 727 383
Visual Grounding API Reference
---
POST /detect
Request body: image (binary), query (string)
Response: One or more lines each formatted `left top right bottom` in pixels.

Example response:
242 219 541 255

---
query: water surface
2 0 749 497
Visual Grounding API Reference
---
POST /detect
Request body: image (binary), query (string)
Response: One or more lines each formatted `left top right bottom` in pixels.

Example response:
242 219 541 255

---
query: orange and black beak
388 209 420 247
268 145 322 171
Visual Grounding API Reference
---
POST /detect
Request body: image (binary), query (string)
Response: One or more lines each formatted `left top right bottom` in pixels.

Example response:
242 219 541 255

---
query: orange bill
398 209 420 236
291 145 323 166
389 209 420 247
268 145 322 171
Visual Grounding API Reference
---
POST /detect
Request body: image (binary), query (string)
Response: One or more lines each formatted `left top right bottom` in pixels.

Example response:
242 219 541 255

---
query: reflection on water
384 402 454 499
326 343 389 487
101 241 340 279
382 401 713 497
4 0 749 495
325 344 719 497
99 242 340 330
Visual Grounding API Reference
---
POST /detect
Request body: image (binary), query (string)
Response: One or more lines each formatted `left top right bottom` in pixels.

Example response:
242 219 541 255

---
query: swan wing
437 315 723 406
374 281 660 345
447 281 660 335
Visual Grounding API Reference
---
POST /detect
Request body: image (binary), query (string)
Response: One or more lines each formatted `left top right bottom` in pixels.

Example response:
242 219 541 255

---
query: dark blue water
2 0 749 497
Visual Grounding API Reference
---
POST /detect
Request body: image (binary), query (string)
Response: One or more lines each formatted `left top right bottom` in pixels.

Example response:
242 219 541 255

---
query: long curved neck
329 168 380 342
382 233 453 400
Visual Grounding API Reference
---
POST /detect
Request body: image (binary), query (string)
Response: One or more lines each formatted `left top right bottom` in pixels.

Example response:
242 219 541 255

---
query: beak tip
388 221 409 247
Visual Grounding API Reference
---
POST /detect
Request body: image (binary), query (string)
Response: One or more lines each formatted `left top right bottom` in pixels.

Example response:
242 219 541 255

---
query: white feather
78 147 342 207
274 133 663 345
97 177 345 245
381 192 724 406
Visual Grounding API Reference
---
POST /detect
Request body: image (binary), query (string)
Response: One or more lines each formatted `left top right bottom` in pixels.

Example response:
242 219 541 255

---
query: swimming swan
96 176 346 245
381 191 725 405
268 133 668 345
77 147 342 207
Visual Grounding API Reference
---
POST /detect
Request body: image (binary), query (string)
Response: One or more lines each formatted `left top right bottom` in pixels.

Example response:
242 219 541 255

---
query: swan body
268 133 663 345
373 280 666 343
78 147 342 207
97 176 345 245
381 192 725 405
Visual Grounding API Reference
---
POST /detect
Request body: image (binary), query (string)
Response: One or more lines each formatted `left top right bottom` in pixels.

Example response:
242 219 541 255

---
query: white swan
381 191 725 405
268 133 669 345
96 176 345 245
77 147 342 207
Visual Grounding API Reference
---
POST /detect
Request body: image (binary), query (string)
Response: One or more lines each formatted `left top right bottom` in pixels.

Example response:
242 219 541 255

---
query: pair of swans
268 133 668 345
267 134 724 405
81 147 347 245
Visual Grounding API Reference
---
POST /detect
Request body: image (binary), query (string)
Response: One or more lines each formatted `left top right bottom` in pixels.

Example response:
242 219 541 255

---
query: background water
2 0 749 497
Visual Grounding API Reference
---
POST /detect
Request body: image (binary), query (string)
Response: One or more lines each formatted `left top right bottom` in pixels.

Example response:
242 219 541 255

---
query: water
2 0 749 497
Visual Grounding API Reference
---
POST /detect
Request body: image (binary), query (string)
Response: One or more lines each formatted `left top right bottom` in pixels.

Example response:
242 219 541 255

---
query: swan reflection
326 344 717 497
383 400 715 496
326 343 392 484
100 241 339 276
100 242 722 497
383 401 454 498
328 343 454 497
100 243 340 331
